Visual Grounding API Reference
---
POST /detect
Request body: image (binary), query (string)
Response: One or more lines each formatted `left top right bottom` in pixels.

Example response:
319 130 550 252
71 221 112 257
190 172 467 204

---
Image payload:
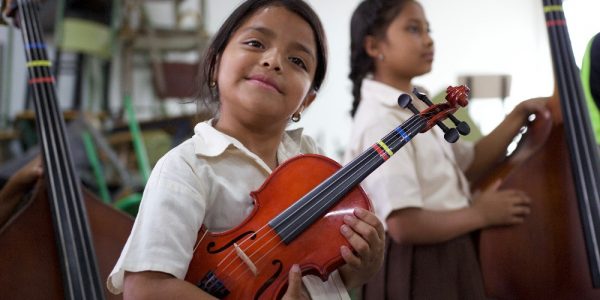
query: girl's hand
0 156 43 199
513 97 551 123
472 180 532 227
282 264 310 300
338 208 385 290
0 157 43 225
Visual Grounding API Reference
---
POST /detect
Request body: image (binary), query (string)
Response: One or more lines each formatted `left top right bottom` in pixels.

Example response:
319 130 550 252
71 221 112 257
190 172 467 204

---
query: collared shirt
343 79 474 230
107 120 349 299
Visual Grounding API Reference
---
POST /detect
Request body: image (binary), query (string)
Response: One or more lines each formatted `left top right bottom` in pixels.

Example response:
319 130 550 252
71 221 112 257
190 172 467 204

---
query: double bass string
545 0 600 284
18 0 104 298
20 1 93 296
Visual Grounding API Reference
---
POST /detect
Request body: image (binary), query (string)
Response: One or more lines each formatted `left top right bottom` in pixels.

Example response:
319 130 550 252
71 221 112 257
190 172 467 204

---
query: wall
1 0 599 161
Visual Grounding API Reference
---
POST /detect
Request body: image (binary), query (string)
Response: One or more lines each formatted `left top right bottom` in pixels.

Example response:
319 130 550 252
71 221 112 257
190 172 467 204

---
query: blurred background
0 0 598 214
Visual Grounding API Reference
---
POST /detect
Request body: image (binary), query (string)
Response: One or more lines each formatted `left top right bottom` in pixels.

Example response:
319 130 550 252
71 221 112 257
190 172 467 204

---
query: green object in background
114 193 142 217
82 131 112 204
581 35 600 144
60 19 111 59
124 94 152 184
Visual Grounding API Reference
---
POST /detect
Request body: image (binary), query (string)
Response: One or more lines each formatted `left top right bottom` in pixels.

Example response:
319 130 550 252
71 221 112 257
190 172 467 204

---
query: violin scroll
445 85 470 107
398 85 471 143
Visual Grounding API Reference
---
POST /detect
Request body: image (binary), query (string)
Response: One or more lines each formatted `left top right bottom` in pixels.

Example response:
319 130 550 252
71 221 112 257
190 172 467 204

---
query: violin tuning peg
435 121 460 143
412 88 433 106
444 128 459 143
455 121 471 136
446 114 470 136
397 93 419 114
397 93 412 108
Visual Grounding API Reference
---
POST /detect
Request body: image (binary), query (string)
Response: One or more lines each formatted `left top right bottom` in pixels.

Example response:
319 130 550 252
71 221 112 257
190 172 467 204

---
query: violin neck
17 0 104 298
270 114 427 244
544 0 600 286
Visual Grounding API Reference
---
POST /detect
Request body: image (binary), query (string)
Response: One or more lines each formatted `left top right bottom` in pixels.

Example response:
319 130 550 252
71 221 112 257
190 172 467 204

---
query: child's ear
364 35 381 59
211 55 222 83
302 90 317 109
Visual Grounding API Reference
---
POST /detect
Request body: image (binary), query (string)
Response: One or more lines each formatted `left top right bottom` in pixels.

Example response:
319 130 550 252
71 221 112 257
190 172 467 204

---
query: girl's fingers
512 206 531 216
350 208 384 241
285 264 303 299
340 245 361 268
342 216 379 252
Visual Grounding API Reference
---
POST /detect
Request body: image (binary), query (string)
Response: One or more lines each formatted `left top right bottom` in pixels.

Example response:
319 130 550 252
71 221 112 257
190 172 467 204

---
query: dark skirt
363 233 487 300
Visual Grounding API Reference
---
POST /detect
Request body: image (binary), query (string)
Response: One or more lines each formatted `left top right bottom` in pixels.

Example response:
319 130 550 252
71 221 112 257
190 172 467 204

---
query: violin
0 1 132 299
185 86 471 299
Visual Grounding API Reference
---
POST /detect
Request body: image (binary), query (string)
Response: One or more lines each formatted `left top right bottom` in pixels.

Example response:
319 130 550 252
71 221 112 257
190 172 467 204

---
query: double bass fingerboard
16 0 104 299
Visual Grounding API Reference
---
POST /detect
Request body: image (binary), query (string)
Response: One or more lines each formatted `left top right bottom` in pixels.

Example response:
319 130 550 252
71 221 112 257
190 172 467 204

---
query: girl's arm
124 271 217 300
465 98 550 183
124 267 311 299
386 181 531 245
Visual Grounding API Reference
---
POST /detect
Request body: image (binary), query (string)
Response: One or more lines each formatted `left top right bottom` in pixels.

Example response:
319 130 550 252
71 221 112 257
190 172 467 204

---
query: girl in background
345 0 548 298
108 0 384 299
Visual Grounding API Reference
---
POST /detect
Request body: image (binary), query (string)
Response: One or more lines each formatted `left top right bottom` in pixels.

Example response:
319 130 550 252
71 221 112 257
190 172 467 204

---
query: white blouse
344 79 475 230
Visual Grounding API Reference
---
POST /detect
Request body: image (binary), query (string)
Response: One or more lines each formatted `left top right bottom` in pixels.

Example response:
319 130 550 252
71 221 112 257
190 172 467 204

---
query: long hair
349 0 411 117
197 0 328 116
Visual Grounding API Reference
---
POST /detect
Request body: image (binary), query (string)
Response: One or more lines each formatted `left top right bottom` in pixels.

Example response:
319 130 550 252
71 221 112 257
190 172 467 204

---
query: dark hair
349 0 411 117
197 0 328 115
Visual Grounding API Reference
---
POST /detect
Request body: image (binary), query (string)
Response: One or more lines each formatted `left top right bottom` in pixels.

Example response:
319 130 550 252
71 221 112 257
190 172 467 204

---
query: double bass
0 0 132 299
478 0 600 298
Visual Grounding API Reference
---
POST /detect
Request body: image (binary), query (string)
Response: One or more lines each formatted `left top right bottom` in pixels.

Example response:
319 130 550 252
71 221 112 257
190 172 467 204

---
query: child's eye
245 40 264 48
407 25 421 33
289 57 307 70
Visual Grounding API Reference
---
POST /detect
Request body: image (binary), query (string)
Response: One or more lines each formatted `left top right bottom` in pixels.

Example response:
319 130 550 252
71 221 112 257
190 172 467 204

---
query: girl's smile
246 73 283 94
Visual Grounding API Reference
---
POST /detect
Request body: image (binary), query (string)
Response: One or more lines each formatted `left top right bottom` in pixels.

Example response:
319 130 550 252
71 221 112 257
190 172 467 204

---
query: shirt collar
192 119 305 162
361 78 431 112
361 78 409 108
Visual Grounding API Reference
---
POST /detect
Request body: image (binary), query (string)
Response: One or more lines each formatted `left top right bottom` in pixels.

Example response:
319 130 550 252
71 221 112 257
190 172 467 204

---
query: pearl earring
291 112 301 122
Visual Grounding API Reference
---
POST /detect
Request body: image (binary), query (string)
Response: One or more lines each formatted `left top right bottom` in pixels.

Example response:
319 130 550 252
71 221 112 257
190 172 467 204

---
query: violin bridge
234 242 259 276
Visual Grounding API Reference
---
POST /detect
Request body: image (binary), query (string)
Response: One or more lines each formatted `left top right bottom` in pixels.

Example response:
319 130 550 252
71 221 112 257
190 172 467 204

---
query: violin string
210 114 423 278
214 113 433 283
220 115 429 285
219 108 438 280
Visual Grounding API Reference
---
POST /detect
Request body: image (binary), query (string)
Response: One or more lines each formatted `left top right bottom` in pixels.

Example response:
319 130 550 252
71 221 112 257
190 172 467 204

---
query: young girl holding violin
345 0 549 298
107 0 385 299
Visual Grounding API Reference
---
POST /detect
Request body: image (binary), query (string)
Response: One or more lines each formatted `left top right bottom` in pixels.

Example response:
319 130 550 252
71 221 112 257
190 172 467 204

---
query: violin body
0 181 133 299
185 154 372 299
